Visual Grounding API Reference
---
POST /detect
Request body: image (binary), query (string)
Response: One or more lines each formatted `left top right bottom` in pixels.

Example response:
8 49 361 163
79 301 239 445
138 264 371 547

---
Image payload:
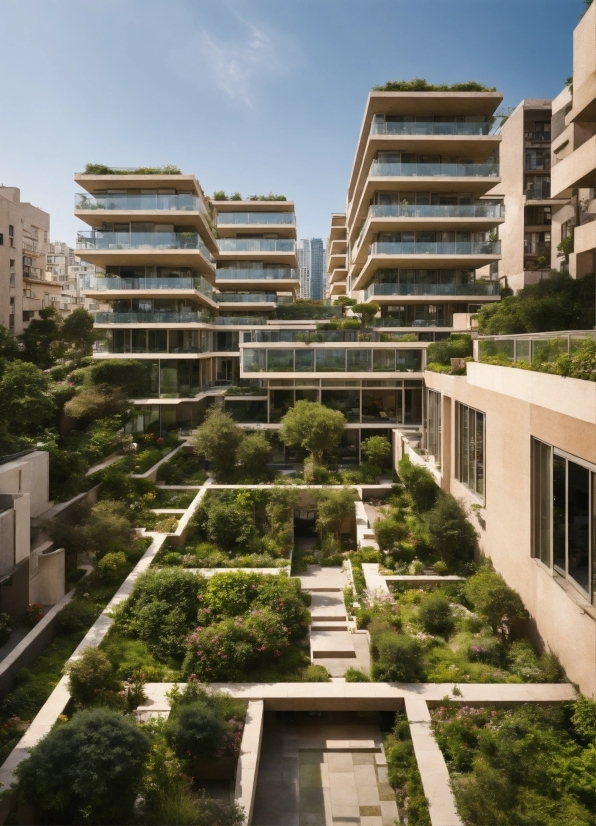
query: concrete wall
424 364 596 696
0 452 51 519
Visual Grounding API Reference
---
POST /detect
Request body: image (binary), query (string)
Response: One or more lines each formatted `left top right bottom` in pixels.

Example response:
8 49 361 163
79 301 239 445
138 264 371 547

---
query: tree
18 306 62 368
371 633 424 681
0 324 20 360
205 497 256 552
192 406 244 481
237 431 272 480
166 701 227 761
81 500 136 559
61 308 98 359
64 383 130 421
266 487 300 546
362 435 392 468
427 335 473 367
15 708 150 824
398 455 439 513
352 302 380 327
66 646 123 708
88 358 150 397
424 495 477 565
0 359 55 432
465 569 528 635
315 488 356 540
374 517 408 551
279 400 345 466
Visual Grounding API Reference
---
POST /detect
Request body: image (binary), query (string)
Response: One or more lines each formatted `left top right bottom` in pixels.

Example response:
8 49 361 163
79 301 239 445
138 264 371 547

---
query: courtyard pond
431 698 596 826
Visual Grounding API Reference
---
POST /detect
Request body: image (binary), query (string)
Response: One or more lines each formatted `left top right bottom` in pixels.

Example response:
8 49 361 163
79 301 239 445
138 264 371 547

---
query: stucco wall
0 451 50 519
425 364 596 696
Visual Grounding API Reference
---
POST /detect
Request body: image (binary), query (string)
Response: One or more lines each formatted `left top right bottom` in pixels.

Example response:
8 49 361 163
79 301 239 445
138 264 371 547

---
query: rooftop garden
426 333 473 375
478 334 596 381
372 78 497 92
212 190 287 201
82 164 182 175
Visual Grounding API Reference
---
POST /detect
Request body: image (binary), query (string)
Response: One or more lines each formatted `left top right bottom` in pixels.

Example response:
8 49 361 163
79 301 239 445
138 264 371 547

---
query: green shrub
465 569 528 635
374 517 408 551
161 551 183 566
418 592 454 636
398 455 439 513
0 612 12 646
15 708 150 825
302 665 331 682
166 701 227 760
372 633 424 682
386 713 431 825
424 494 477 566
345 667 371 682
66 646 123 709
56 599 98 634
96 551 129 584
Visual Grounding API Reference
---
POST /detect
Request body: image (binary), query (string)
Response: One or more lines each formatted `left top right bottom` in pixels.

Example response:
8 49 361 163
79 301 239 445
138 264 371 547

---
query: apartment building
326 215 348 298
46 242 101 315
551 0 596 279
341 90 503 339
297 237 326 299
480 100 571 293
0 187 50 336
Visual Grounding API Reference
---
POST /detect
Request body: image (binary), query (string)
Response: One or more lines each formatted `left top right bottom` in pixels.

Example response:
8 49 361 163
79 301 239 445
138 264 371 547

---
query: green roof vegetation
372 78 497 92
211 190 286 201
476 270 595 335
83 164 181 175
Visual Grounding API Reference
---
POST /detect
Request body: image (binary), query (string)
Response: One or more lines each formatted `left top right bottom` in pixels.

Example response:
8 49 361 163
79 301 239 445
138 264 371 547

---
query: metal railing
370 240 501 256
370 161 499 178
477 331 596 365
364 281 500 298
216 212 295 225
524 132 551 142
218 238 296 253
215 268 299 281
76 231 215 262
75 192 208 214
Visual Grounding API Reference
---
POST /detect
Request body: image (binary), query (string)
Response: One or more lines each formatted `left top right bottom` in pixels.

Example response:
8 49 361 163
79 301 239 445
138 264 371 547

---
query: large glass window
243 349 266 372
532 439 595 600
267 349 294 372
316 349 346 371
321 389 360 422
373 350 395 371
362 389 397 422
295 350 314 372
426 389 441 463
456 403 485 497
347 350 371 371
396 349 423 372
404 387 423 424
270 389 294 423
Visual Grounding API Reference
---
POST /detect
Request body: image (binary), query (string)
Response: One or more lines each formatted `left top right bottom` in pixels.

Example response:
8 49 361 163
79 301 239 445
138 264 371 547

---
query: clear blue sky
0 0 584 245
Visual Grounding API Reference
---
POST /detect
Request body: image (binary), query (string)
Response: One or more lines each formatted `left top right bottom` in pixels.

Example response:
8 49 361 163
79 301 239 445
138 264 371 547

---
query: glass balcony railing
217 212 295 225
76 231 215 262
525 185 551 199
81 275 214 298
371 240 501 256
215 293 278 303
75 192 207 214
216 268 299 281
94 311 267 325
242 347 424 373
364 281 500 298
218 239 296 253
373 318 452 328
368 203 504 219
524 242 551 256
370 161 499 178
248 330 360 343
371 120 491 136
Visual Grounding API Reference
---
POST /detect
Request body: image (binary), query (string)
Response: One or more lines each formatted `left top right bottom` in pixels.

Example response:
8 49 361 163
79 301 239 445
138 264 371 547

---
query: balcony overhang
329 267 348 284
551 134 596 197
574 219 596 257
83 287 217 308
328 252 347 271
329 281 347 296
352 252 501 292
217 250 298 267
76 248 216 277
74 209 219 255
351 216 505 264
74 173 203 195
365 292 500 304
348 176 501 231
328 215 347 244
212 199 295 212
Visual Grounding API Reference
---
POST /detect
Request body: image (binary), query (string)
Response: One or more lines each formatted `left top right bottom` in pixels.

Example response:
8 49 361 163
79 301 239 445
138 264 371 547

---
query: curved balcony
364 281 500 300
370 161 499 178
371 120 492 136
75 192 207 214
216 212 295 225
218 238 295 252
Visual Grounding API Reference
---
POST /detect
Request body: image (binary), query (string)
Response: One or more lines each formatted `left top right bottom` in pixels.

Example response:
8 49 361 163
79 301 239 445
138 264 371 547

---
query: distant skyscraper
297 238 325 299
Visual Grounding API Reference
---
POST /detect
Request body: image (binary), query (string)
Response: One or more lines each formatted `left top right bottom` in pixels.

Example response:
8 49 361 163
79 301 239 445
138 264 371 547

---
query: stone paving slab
309 592 347 620
311 631 356 659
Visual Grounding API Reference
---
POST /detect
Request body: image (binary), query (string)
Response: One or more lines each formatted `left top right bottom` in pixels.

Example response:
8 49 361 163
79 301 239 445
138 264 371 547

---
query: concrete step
310 621 348 631
311 630 356 659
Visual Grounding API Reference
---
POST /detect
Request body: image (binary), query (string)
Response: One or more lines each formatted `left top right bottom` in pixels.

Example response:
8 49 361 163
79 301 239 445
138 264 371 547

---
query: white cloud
194 15 289 106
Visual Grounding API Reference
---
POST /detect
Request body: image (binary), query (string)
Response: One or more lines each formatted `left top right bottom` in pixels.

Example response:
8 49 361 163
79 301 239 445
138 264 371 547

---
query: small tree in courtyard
352 302 380 327
237 431 272 480
362 435 392 468
424 494 477 566
279 400 345 466
315 488 356 541
192 406 244 481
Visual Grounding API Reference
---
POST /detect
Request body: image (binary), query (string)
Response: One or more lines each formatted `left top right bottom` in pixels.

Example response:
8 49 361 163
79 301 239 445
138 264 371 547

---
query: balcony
23 239 38 253
216 268 299 282
215 293 278 303
94 311 267 325
364 281 500 299
371 120 491 136
75 192 207 214
242 347 424 374
216 212 295 225
368 203 504 220
524 241 551 256
524 132 551 142
373 318 452 328
370 161 499 178
248 330 360 343
81 275 214 299
218 239 295 253
371 240 500 256
23 265 44 281
77 230 214 259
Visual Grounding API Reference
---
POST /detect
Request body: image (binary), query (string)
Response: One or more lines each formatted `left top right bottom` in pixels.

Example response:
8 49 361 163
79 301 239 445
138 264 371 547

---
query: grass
100 630 184 682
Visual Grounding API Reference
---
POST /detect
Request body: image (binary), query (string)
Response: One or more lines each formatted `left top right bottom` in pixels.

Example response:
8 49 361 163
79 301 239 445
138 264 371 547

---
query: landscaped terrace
475 330 596 380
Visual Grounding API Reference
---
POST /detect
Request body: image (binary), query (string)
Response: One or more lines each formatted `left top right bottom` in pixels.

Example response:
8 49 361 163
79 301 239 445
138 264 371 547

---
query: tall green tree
61 307 98 360
352 302 380 327
0 359 55 433
279 400 345 465
315 488 356 540
18 306 62 368
192 406 244 481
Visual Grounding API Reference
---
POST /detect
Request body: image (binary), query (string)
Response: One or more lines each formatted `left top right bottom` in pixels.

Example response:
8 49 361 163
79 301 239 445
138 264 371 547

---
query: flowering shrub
25 604 44 627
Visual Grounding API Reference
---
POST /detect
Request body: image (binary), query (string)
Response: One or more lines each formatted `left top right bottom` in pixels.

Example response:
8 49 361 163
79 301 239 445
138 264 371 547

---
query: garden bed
156 450 208 485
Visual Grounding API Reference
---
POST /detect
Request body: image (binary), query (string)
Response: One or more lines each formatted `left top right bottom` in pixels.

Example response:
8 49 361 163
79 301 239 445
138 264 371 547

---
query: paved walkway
299 566 370 677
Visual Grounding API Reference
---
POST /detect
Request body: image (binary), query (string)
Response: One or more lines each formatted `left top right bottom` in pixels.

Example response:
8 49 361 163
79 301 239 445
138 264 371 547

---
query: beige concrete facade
0 187 50 336
551 1 596 278
420 362 596 696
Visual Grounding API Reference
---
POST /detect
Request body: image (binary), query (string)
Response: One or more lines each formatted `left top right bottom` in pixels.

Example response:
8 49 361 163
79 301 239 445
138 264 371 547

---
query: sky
0 0 585 246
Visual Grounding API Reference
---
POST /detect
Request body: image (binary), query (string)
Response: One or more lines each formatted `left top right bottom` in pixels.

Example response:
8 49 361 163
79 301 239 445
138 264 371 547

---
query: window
0 233 3 245
9 260 15 287
426 389 441 464
456 403 485 497
532 439 595 601
8 225 14 246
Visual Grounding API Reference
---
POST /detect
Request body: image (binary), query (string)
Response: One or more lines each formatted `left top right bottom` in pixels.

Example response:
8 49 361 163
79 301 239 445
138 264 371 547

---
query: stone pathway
252 711 398 826
298 566 370 677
